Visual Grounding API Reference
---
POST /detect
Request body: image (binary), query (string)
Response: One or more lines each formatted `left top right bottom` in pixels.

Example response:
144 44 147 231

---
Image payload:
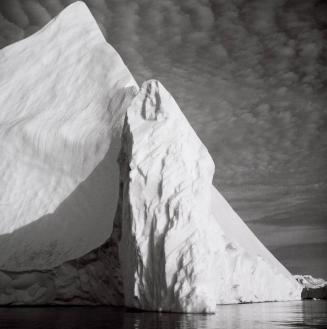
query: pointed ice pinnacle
116 80 301 313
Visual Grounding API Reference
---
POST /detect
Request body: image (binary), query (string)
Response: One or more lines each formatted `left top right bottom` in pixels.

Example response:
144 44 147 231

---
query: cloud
0 0 29 28
0 13 24 47
0 0 326 276
250 223 327 248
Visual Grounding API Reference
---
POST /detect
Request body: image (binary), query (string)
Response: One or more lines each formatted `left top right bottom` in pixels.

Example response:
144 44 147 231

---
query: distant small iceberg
295 275 327 300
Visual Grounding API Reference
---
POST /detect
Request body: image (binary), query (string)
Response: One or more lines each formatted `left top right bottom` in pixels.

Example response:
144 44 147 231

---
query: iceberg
114 80 301 312
0 1 302 312
0 1 137 271
295 275 327 300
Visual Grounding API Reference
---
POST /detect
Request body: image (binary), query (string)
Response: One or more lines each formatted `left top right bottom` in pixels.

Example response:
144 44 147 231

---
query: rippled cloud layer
0 0 326 277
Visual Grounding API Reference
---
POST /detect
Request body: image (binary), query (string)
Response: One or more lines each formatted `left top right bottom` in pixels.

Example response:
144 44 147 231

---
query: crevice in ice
141 80 165 121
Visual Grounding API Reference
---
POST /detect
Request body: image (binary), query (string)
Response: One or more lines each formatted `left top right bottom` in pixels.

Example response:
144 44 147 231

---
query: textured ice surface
0 1 137 270
295 275 327 300
0 155 127 306
295 275 327 289
0 201 124 306
210 186 302 304
115 80 301 313
117 80 220 313
0 242 122 306
0 1 302 312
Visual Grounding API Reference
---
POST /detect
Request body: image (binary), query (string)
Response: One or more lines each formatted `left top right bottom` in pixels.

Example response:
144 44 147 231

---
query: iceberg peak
114 79 301 313
48 1 101 34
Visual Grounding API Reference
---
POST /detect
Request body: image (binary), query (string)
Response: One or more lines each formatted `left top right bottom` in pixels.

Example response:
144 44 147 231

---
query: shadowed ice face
0 0 326 278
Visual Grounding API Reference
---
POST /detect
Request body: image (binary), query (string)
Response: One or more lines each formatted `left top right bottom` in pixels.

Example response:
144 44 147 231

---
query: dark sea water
0 301 326 329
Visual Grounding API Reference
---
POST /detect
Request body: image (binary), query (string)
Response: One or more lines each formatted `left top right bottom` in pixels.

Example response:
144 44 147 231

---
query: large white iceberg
0 1 302 312
115 80 301 312
0 1 137 271
117 79 221 313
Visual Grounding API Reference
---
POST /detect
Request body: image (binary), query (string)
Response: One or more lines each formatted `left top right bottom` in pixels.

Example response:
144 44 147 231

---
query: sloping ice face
0 1 138 271
0 1 301 312
116 80 301 313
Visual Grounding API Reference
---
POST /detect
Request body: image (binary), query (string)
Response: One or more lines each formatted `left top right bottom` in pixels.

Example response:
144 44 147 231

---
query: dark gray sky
0 0 326 278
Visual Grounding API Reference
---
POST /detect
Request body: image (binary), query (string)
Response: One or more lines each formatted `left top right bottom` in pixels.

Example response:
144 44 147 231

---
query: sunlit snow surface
0 2 137 270
117 80 300 312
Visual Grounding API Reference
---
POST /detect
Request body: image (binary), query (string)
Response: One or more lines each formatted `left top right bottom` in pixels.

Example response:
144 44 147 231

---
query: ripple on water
0 300 326 329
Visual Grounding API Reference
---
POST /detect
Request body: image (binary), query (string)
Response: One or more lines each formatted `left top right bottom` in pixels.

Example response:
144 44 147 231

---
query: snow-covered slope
211 187 301 304
0 1 138 270
114 80 301 313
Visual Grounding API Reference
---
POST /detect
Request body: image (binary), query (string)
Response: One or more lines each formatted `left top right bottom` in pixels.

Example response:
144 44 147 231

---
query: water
0 301 326 329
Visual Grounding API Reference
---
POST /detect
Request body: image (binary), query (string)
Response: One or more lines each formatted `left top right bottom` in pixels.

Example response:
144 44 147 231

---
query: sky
0 0 326 278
